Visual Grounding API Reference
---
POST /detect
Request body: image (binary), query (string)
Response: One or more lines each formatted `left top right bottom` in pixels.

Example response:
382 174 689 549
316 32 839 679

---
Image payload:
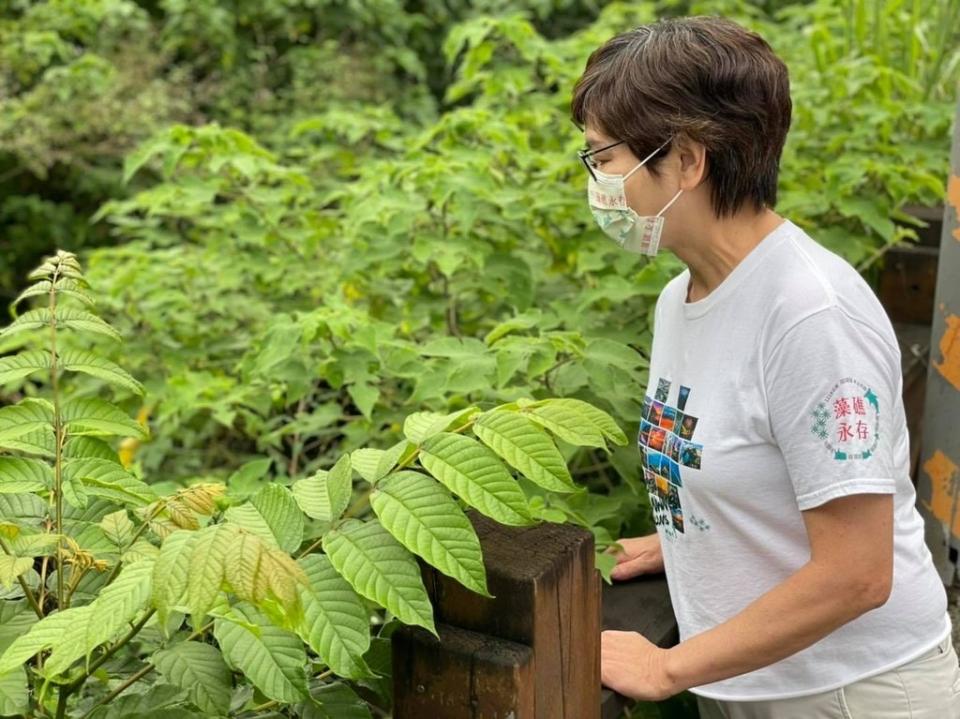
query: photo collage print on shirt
639 377 705 538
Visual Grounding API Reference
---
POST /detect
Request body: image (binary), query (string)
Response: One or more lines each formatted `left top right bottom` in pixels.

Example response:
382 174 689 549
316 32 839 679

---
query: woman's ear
674 135 708 191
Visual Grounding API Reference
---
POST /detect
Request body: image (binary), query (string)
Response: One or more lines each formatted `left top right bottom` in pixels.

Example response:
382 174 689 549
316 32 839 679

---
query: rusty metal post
917 93 960 584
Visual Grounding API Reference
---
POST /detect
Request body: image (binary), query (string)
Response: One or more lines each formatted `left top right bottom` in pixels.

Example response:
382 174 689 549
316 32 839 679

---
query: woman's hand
601 630 675 701
605 533 664 580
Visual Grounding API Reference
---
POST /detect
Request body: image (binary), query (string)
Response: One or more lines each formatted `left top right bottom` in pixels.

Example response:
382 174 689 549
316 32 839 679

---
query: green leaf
350 440 410 485
186 524 233 619
322 519 436 635
0 350 139 393
213 601 308 703
584 338 646 372
61 398 148 439
151 641 233 715
292 454 352 522
472 411 578 493
63 458 158 507
0 457 52 493
100 509 134 547
0 351 51 385
0 494 47 529
224 484 304 553
523 400 607 448
532 398 627 446
298 682 373 719
0 665 28 717
152 530 197 625
403 407 480 445
83 556 155 659
347 382 379 420
0 308 121 341
0 399 53 446
0 607 86 674
371 471 490 597
40 604 96 676
294 554 372 679
59 351 145 395
419 432 533 526
0 556 33 592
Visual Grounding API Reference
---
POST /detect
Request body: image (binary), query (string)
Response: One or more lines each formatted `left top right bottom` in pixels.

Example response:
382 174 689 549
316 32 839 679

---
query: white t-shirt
638 218 951 701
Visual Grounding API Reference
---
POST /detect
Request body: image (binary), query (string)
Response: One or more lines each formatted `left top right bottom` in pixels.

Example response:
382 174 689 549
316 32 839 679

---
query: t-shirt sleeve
762 306 900 511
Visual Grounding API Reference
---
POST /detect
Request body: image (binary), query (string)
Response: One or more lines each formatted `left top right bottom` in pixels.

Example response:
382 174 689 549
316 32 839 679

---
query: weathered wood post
392 510 602 718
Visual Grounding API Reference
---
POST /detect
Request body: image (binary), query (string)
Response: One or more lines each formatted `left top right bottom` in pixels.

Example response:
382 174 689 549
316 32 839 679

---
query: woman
571 16 960 719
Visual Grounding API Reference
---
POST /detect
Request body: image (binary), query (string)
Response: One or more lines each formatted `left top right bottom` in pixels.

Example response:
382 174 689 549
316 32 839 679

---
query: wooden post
392 510 601 718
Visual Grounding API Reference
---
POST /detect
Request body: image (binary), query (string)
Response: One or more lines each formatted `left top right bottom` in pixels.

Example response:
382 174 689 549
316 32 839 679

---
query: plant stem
48 266 65 609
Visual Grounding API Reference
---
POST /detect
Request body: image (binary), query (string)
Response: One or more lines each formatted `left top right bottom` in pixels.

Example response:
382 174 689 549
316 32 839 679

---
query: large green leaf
0 600 37 655
0 457 52 493
0 607 85 674
0 494 47 528
472 411 578 493
523 400 607 448
40 604 96 677
322 519 436 635
151 641 233 715
152 530 197 624
0 308 120 341
224 483 303 553
61 398 148 439
0 428 55 457
371 471 490 597
0 350 141 395
0 399 53 445
59 351 145 395
420 432 533 526
294 554 372 680
0 351 51 385
213 601 308 703
186 524 233 619
0 666 28 717
63 458 158 507
530 398 627 446
83 556 155 660
11 278 94 311
292 454 352 522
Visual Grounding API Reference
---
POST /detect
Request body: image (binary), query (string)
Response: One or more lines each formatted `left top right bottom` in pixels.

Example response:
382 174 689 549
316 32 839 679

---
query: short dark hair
571 16 792 217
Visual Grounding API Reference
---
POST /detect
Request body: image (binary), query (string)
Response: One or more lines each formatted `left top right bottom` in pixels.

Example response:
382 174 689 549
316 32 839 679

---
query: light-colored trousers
695 633 960 719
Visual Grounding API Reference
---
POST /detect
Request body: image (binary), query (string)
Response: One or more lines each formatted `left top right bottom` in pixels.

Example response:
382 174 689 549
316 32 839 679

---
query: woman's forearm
663 560 887 693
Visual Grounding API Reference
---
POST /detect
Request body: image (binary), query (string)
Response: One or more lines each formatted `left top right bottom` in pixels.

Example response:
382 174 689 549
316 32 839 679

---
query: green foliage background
0 0 958 716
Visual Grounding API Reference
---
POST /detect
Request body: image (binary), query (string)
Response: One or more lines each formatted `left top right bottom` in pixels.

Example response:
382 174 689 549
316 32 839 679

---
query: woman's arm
664 492 894 693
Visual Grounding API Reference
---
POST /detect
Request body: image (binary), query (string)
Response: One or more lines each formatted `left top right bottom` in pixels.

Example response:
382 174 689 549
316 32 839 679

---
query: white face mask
586 137 683 256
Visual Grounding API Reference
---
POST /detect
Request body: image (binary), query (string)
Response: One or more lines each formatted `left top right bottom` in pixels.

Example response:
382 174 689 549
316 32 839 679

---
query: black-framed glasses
577 140 625 181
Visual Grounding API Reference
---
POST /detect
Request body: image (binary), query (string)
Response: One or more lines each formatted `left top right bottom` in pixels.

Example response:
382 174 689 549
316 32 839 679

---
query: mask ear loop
622 136 674 182
656 189 684 218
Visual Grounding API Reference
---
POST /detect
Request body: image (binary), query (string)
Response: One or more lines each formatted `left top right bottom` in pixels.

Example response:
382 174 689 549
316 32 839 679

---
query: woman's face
584 124 681 229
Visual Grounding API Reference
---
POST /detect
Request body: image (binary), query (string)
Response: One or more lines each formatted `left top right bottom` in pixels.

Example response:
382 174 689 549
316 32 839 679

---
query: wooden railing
392 510 677 718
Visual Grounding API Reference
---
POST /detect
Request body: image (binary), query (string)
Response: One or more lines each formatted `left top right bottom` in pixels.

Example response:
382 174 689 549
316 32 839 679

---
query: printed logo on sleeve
809 378 880 460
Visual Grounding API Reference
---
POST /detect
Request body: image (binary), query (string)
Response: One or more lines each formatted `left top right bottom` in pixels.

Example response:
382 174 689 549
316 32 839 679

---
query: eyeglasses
577 140 625 181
